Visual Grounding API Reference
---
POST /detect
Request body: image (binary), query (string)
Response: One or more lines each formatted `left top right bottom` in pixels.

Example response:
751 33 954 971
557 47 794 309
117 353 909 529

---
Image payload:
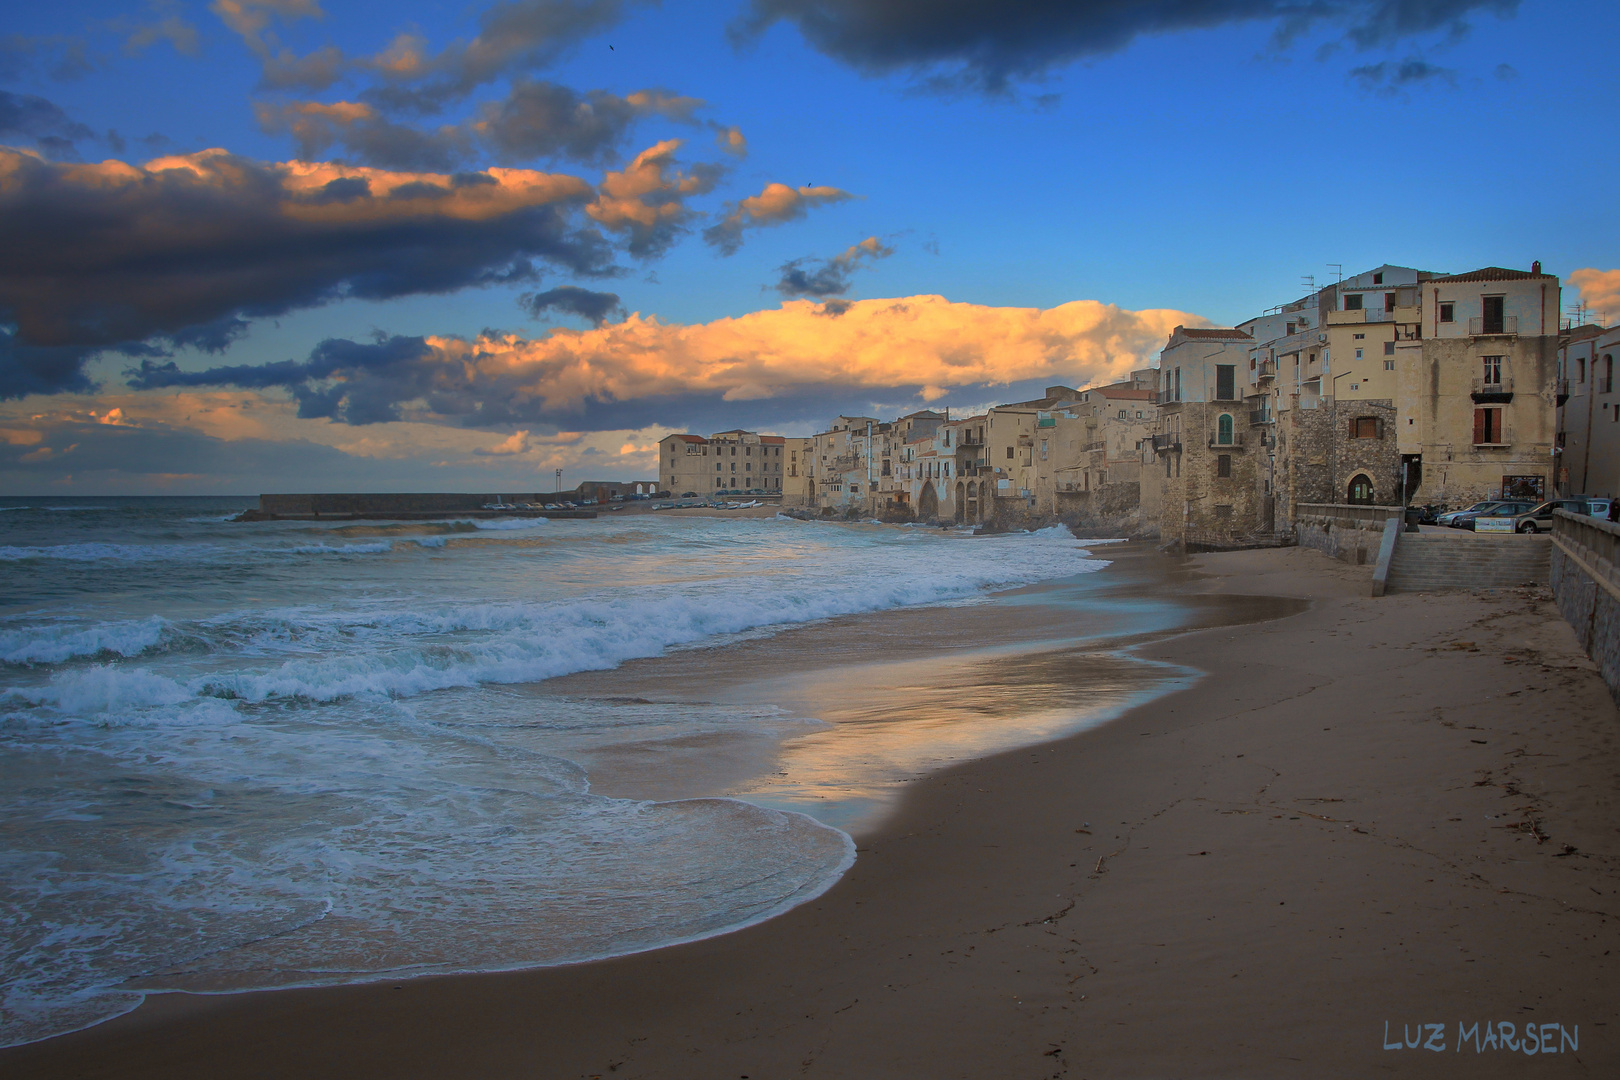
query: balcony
1151 433 1181 454
1469 315 1518 336
1084 441 1106 452
1155 389 1181 405
1249 408 1274 425
1208 432 1246 450
1256 359 1276 380
1395 324 1421 341
1471 377 1514 403
1557 378 1570 406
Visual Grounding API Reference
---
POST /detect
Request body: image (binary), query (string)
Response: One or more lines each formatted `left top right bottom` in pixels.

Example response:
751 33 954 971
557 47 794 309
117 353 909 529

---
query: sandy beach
5 543 1617 1078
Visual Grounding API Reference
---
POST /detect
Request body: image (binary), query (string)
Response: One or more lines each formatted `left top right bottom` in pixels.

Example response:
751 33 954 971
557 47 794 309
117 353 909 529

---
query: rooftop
1428 266 1558 284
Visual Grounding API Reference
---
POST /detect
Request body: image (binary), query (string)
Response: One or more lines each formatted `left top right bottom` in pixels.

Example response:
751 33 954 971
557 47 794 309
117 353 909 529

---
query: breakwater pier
237 492 598 521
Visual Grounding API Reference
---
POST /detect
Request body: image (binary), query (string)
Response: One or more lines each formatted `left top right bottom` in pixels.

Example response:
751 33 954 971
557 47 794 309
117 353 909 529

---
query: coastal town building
1556 324 1620 499
1401 265 1562 505
658 260 1588 546
1148 326 1261 548
657 429 790 496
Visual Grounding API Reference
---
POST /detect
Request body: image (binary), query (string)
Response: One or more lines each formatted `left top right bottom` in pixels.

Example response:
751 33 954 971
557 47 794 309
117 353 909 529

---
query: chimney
1532 260 1542 275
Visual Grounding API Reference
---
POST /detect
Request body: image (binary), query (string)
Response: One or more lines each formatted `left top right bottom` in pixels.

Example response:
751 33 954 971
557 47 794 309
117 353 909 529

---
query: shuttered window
1473 407 1502 444
1350 417 1382 439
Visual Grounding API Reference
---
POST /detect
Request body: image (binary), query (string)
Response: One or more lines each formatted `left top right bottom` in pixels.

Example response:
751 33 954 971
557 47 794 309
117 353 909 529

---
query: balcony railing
1472 376 1513 395
1150 433 1181 453
1084 441 1106 452
1155 389 1181 404
1208 432 1246 449
1249 409 1273 425
1256 359 1276 379
1469 315 1518 336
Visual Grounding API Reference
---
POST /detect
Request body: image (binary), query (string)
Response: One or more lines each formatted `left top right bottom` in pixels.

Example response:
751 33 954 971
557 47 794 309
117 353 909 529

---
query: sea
0 496 1188 1047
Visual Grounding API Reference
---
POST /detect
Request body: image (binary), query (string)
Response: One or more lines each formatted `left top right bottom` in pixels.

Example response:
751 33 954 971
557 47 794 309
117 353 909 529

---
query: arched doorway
954 481 965 523
805 479 815 505
919 481 939 519
966 481 979 522
1347 474 1374 505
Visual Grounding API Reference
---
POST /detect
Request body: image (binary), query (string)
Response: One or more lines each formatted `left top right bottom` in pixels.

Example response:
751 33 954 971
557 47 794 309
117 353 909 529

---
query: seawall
241 493 597 521
1550 508 1620 702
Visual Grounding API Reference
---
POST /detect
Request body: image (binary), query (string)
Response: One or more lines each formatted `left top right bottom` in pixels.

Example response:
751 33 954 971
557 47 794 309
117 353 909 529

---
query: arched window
1216 414 1234 446
1348 474 1374 505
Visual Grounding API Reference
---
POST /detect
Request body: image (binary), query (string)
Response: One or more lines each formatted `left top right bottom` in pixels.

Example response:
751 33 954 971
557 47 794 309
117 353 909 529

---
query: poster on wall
1502 475 1545 500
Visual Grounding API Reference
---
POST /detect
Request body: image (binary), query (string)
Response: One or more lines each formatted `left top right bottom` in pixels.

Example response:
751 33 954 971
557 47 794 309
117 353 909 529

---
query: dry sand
6 545 1618 1078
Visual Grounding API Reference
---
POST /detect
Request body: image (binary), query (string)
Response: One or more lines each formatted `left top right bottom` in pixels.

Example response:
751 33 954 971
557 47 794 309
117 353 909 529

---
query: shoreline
6 545 1618 1076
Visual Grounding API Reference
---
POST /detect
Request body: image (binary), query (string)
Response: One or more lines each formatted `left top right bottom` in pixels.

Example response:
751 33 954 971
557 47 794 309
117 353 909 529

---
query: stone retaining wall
1295 502 1404 565
1550 509 1620 702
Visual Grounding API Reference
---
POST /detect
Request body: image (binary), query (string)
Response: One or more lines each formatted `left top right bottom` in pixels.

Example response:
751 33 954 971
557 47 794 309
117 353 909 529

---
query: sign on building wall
1502 475 1545 500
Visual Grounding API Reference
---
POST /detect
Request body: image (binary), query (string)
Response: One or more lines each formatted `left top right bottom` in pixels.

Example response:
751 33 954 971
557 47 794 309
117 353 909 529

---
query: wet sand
6 544 1619 1078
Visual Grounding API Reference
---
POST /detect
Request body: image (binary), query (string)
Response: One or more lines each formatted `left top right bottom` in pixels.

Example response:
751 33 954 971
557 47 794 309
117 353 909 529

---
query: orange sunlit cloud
1570 268 1620 319
419 294 1197 413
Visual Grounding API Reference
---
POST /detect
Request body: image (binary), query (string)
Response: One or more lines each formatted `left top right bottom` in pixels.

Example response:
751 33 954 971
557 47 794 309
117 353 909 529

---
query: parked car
1457 501 1535 531
1438 501 1499 527
1511 497 1613 533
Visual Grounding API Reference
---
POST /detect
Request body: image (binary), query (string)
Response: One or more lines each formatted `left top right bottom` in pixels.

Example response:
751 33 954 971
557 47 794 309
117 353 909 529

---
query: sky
1 0 1617 494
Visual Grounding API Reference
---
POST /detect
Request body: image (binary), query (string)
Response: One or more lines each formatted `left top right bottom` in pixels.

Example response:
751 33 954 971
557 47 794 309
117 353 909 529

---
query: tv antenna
1301 274 1316 294
1328 263 1343 284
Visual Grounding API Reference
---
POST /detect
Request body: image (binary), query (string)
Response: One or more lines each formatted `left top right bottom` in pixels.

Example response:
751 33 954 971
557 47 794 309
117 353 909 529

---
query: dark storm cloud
732 0 1521 92
518 286 627 325
0 90 94 158
0 146 615 396
772 236 894 298
260 83 707 171
1350 56 1457 90
475 83 704 165
362 0 654 114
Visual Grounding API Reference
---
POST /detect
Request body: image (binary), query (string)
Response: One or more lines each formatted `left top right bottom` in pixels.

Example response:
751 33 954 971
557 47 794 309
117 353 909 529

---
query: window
1353 333 1365 340
1605 354 1614 394
1217 454 1231 478
1440 302 1455 323
1355 348 1364 361
1215 365 1235 400
1579 357 1587 382
1482 356 1503 385
1384 341 1395 355
1473 407 1504 445
1385 293 1397 311
1384 359 1395 371
1347 475 1374 505
1482 295 1505 335
1351 416 1381 439
1006 446 1014 459
1136 410 1144 419
1216 414 1234 445
1373 272 1384 285
1286 321 1296 336
1345 294 1363 310
1214 505 1233 519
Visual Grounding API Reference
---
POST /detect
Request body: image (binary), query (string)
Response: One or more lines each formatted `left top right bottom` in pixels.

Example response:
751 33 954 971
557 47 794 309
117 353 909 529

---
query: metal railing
1249 409 1273 425
1151 434 1181 453
1471 376 1514 395
1156 389 1181 404
1469 315 1518 336
1208 432 1246 449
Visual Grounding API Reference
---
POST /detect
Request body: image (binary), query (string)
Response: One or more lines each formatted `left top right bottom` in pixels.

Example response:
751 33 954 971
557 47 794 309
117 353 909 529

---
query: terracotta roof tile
1429 266 1557 283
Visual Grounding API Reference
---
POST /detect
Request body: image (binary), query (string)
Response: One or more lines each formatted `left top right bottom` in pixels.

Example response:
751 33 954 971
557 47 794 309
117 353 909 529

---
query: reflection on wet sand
544 544 1308 835
722 645 1196 833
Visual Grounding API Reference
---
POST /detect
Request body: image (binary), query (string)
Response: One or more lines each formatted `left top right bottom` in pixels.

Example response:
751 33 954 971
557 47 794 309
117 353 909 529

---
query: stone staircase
1384 532 1551 593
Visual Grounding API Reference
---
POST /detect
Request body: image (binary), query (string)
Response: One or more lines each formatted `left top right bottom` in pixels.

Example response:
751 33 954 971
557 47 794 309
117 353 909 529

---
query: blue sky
1 0 1616 492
